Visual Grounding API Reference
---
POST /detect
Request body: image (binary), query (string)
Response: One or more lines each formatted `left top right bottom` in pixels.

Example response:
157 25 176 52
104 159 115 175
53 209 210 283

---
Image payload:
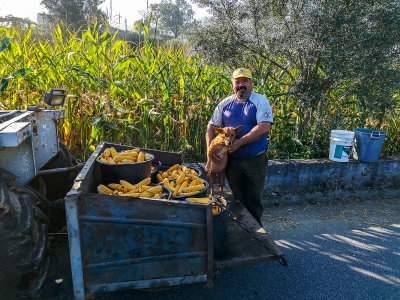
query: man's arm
229 122 271 153
206 123 216 149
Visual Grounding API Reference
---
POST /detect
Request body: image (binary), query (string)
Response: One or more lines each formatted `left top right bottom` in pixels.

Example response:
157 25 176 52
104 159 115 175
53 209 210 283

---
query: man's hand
228 139 243 154
211 151 223 164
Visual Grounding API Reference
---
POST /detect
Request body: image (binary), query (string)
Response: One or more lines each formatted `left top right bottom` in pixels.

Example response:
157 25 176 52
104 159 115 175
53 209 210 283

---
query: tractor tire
0 169 50 299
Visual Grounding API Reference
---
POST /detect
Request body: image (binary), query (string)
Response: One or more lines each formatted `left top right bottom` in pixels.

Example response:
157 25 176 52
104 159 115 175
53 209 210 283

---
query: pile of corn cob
157 164 199 179
97 178 168 198
99 147 152 164
186 197 227 215
156 164 206 197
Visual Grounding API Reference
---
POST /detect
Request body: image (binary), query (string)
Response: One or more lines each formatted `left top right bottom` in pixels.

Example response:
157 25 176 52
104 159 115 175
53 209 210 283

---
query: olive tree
190 0 400 133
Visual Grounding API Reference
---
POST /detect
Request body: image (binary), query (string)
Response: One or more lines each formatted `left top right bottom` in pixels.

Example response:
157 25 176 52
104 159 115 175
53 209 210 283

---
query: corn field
0 23 232 161
0 23 399 161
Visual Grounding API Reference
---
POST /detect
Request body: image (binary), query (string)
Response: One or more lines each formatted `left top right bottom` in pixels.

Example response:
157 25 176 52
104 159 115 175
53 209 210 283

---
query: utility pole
110 0 112 23
125 18 127 40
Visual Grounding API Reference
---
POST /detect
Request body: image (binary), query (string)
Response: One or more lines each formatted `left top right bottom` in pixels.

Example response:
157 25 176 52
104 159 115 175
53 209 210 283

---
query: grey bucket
353 128 386 162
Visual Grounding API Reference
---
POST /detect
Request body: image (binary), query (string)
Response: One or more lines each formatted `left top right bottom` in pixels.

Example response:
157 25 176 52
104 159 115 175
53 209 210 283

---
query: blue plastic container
354 128 386 162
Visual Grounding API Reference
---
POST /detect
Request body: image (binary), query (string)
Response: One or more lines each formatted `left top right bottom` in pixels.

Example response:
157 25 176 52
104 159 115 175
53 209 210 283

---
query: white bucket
329 130 355 162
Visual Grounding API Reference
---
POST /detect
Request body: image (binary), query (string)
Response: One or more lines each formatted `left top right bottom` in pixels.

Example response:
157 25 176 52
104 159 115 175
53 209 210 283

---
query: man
206 68 273 225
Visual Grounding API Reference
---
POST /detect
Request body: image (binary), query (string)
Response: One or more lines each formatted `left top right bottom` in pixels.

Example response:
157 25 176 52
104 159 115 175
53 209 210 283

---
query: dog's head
213 125 243 146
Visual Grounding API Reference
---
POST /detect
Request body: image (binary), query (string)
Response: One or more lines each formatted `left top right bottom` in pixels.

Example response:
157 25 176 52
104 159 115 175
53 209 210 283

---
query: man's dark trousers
225 152 268 225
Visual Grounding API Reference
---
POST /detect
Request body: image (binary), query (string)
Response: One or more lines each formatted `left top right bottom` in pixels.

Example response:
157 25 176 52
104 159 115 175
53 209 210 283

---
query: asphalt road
38 196 400 300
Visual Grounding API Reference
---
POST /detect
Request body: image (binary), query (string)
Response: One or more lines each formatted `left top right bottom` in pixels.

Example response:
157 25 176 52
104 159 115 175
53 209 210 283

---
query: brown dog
206 125 242 196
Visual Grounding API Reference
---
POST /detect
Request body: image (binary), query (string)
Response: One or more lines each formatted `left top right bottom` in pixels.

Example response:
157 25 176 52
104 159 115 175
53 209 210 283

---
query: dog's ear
213 125 224 134
234 125 243 134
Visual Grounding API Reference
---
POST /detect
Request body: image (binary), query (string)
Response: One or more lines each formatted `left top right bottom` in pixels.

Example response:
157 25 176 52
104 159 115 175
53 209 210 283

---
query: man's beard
236 88 247 99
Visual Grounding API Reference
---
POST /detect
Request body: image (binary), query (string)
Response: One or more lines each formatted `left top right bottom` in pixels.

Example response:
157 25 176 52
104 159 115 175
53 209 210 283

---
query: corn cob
121 159 134 164
166 164 180 174
114 155 136 163
176 181 188 196
182 184 205 194
188 180 198 187
139 191 154 198
137 151 145 162
100 158 108 163
156 173 164 182
176 173 186 185
171 169 178 179
103 148 111 157
97 184 114 195
146 185 162 194
109 147 118 158
123 192 141 197
138 185 153 192
191 176 204 184
107 157 116 164
131 178 151 190
186 198 211 204
108 183 123 191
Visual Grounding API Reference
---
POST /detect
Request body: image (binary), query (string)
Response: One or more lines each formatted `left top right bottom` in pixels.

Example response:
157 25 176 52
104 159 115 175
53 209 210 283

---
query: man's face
233 77 252 101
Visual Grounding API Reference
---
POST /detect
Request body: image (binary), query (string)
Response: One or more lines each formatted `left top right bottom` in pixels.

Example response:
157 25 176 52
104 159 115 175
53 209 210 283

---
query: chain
182 150 288 266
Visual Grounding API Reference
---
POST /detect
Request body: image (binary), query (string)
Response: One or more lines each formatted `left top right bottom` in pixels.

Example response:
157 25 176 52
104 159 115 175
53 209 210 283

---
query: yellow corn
145 154 152 160
139 191 154 198
171 169 178 179
147 185 162 194
109 147 118 158
103 148 111 157
121 150 139 155
182 184 205 194
177 181 188 196
166 164 180 174
114 155 135 163
120 179 138 191
188 180 198 187
176 174 186 185
120 159 134 164
108 183 122 191
97 184 114 195
191 176 204 184
186 197 211 204
157 173 164 182
100 158 108 163
107 157 116 164
123 192 141 197
138 185 153 192
133 178 151 190
162 178 173 190
137 151 145 162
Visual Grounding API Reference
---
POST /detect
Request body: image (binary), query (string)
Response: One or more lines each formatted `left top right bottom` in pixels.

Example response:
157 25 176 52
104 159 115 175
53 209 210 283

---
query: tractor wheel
0 169 50 299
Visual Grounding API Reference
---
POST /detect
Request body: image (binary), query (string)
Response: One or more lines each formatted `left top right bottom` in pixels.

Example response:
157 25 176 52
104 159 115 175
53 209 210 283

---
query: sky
0 0 209 30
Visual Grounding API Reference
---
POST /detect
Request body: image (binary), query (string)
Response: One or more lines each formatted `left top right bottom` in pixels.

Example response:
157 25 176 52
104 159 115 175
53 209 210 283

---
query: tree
40 0 106 30
150 0 194 38
189 0 400 131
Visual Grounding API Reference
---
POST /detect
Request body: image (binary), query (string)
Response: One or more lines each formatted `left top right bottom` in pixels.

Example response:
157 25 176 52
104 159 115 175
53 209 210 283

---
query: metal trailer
65 141 286 299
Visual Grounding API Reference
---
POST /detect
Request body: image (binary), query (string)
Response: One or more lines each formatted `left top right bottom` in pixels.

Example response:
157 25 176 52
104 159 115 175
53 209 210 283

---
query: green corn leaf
0 37 13 53
11 68 33 79
0 78 9 92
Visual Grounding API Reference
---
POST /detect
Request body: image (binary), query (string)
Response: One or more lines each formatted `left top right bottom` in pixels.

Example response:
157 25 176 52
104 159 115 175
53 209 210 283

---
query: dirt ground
261 195 400 235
